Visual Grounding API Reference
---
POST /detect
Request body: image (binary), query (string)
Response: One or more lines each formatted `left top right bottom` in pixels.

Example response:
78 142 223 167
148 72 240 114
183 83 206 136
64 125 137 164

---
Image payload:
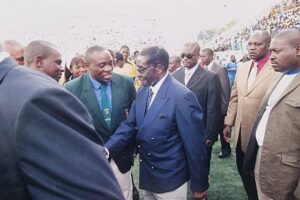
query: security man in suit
106 46 209 200
199 48 231 158
223 31 279 200
172 42 222 171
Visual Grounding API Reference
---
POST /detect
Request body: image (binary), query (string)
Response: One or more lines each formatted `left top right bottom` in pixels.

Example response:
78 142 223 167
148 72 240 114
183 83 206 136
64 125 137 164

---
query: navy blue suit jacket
106 74 209 193
0 57 124 200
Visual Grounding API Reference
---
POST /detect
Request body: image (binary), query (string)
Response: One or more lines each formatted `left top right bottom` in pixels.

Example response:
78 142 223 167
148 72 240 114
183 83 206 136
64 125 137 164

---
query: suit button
151 137 155 140
151 166 154 170
138 145 140 148
148 153 151 156
139 159 142 162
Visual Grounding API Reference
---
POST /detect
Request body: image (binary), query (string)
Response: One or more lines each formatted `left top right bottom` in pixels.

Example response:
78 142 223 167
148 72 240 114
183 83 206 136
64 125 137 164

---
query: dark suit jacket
172 66 222 142
244 73 300 200
106 75 209 193
0 57 123 200
65 72 136 173
210 62 231 115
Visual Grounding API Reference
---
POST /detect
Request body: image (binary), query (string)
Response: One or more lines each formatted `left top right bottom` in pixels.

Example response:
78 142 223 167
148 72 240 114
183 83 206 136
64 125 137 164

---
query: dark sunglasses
180 53 194 59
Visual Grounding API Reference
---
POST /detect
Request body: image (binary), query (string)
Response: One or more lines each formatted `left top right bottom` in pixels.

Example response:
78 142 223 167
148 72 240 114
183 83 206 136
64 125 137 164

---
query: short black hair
139 46 169 70
85 45 106 64
115 52 124 62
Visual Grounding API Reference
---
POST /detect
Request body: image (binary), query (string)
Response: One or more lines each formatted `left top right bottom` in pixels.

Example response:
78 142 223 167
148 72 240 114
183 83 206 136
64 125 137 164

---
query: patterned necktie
145 88 153 115
100 84 111 127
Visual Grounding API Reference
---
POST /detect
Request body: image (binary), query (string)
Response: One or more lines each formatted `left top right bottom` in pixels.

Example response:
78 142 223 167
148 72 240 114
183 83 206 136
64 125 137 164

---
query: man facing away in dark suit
105 46 209 200
172 42 222 172
244 28 300 200
0 41 123 200
65 46 136 200
199 48 231 158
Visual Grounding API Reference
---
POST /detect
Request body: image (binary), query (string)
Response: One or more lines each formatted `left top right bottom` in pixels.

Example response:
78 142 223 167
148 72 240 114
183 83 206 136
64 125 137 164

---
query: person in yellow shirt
120 45 141 89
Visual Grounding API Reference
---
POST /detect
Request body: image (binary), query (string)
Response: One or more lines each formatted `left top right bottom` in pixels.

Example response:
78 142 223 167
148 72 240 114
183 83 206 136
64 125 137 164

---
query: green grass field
132 142 247 200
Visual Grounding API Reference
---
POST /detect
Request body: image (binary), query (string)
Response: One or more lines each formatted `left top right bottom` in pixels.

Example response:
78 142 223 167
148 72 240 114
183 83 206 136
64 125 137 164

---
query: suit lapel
176 67 185 84
82 74 109 132
135 86 148 124
276 73 300 104
186 66 202 87
140 75 170 132
111 74 121 131
240 61 253 95
247 60 273 94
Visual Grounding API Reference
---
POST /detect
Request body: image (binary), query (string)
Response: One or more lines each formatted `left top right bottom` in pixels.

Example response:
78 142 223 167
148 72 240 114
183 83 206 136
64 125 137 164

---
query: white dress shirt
256 74 297 146
148 72 169 108
184 64 198 85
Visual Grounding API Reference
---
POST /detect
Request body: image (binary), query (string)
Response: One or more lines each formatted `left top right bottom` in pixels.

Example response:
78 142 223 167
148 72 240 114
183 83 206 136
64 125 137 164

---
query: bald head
200 48 214 66
168 55 181 72
24 40 63 82
3 40 24 65
269 28 300 72
273 28 300 47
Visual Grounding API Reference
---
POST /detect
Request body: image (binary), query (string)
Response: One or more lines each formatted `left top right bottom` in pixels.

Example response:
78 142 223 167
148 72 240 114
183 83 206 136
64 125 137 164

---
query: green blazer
65 72 136 173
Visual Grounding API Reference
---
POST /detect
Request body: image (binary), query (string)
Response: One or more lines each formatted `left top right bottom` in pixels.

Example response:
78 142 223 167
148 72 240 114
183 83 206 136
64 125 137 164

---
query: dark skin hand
223 125 232 143
193 191 207 199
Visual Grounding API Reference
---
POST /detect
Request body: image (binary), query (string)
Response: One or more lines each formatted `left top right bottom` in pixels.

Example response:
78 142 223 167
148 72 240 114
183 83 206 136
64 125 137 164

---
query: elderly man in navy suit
106 46 208 200
0 41 124 200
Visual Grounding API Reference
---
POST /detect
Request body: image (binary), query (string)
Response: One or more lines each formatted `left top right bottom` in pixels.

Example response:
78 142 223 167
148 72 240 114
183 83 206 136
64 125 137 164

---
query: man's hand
205 139 213 147
103 147 110 159
223 125 232 143
193 191 207 199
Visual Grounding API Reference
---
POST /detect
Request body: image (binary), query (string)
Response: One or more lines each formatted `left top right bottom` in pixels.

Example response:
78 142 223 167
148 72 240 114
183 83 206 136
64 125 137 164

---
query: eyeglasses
180 53 194 59
137 64 154 74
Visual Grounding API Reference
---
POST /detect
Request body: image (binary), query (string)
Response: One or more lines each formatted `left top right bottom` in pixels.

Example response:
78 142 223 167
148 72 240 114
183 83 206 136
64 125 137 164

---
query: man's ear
296 45 300 56
34 56 43 69
155 64 165 74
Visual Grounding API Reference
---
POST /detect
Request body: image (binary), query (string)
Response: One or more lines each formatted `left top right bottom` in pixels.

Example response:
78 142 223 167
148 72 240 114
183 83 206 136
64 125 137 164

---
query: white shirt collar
184 64 198 85
184 64 198 75
0 52 10 62
207 61 214 70
149 72 169 107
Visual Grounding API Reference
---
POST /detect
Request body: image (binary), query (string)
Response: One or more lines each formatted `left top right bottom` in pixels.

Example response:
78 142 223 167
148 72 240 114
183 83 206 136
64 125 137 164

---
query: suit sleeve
16 88 124 200
206 74 222 142
224 69 239 126
176 91 209 192
218 67 231 114
105 100 137 158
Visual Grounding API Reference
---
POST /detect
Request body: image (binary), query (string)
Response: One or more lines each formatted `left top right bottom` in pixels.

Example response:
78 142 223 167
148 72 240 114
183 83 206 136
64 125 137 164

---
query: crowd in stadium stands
213 0 300 52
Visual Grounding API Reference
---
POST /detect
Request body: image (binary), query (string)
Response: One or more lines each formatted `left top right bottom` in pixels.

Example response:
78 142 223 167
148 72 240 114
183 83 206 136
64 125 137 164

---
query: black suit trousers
236 132 258 200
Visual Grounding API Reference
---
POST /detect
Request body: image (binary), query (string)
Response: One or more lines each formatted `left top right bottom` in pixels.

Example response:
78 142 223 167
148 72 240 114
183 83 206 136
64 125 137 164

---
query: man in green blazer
65 46 136 200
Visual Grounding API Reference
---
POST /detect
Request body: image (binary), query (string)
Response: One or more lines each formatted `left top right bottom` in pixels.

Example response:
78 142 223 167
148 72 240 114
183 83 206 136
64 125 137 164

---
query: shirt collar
184 64 198 75
255 54 270 73
88 73 111 89
285 68 300 75
0 52 10 62
150 72 169 95
207 61 214 70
